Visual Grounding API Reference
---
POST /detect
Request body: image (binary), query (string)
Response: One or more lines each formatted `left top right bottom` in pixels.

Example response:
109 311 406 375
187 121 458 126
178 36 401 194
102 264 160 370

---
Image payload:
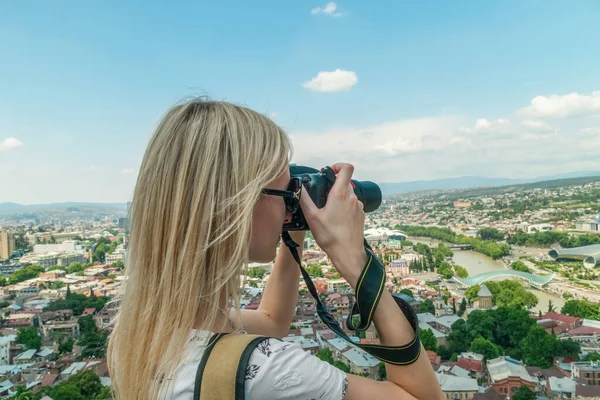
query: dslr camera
283 164 382 231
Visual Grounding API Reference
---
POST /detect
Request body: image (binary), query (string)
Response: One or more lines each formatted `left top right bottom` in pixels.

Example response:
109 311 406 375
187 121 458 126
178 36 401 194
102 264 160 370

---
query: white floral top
160 330 349 400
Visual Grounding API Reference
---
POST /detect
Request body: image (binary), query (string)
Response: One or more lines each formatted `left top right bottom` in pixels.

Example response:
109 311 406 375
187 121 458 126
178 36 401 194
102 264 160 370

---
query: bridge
453 270 555 288
447 244 473 250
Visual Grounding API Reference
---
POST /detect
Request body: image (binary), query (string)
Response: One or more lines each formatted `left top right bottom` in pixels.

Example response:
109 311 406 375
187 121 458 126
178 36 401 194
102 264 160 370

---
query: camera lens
351 180 382 212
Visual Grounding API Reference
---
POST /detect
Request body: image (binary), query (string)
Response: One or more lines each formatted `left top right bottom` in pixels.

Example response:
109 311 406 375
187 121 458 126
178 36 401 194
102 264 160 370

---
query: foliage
469 337 499 360
45 370 103 400
561 300 600 320
396 225 511 259
465 285 481 302
306 264 324 278
316 348 333 364
0 301 10 308
478 227 505 241
111 260 125 269
333 360 351 373
44 292 110 316
248 267 266 279
454 264 468 278
458 298 467 317
484 280 538 309
399 289 413 297
9 264 45 285
418 299 435 314
378 362 386 379
419 328 437 351
58 337 74 354
16 327 41 350
507 230 600 248
585 352 600 361
437 262 454 279
511 261 531 273
66 262 86 274
512 385 536 400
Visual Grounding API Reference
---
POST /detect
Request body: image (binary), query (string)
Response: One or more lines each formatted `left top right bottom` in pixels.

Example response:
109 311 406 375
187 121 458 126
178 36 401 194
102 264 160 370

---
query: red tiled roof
542 312 581 326
567 326 600 335
41 374 58 387
458 357 484 373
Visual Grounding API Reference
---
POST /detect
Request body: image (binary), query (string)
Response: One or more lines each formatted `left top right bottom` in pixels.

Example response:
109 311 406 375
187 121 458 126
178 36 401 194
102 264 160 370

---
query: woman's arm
235 231 305 338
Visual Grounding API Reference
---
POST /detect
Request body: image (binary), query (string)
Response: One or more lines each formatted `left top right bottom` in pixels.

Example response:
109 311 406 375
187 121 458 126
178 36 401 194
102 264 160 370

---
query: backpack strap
195 333 270 400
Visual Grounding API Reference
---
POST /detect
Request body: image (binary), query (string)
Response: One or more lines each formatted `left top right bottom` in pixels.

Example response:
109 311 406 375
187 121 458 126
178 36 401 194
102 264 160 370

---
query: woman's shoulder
165 332 348 400
244 338 348 400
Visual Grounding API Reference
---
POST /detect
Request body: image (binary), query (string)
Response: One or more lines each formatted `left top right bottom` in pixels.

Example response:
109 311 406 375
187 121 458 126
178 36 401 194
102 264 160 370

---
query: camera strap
281 232 421 365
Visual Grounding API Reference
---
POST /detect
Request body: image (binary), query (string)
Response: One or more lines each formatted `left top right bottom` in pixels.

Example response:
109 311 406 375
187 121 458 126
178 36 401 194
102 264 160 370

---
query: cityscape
2 1 600 399
0 175 600 399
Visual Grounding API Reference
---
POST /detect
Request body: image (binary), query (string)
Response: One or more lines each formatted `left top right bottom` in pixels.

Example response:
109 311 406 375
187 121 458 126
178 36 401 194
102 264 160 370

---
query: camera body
283 164 382 231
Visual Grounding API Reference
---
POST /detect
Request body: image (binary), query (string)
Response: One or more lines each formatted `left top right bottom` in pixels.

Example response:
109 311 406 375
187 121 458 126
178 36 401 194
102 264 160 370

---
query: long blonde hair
107 98 292 399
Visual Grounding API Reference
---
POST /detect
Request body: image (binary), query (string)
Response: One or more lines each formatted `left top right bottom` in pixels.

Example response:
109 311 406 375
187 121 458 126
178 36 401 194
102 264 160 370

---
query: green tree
306 264 324 278
248 267 266 279
112 260 125 269
9 386 34 400
585 352 600 361
512 385 536 400
9 264 45 284
399 289 413 297
465 285 480 302
454 264 468 278
67 370 103 398
66 262 86 274
58 338 74 354
95 386 113 399
458 298 467 317
378 362 386 379
548 299 557 313
418 299 435 314
48 384 85 400
419 328 437 352
561 300 600 320
478 227 505 241
316 348 334 364
447 319 470 354
511 261 531 273
333 360 351 373
16 327 41 350
469 337 499 360
521 326 558 368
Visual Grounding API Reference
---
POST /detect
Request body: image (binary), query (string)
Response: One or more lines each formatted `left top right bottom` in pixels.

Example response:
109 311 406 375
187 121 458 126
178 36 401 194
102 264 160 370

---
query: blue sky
1 1 600 204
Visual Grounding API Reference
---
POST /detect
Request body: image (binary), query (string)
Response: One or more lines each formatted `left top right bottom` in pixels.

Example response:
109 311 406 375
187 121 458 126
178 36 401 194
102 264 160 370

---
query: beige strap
200 334 264 400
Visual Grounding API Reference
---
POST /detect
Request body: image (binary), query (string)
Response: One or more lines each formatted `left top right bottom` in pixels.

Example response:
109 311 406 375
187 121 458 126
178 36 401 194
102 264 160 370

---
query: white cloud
121 168 135 175
518 90 600 118
579 127 600 137
521 119 553 132
0 137 24 152
311 2 341 17
303 69 358 92
460 118 513 136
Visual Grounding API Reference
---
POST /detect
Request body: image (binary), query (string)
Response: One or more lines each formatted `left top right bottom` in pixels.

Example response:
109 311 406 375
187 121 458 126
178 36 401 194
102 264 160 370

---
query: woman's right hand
299 163 368 286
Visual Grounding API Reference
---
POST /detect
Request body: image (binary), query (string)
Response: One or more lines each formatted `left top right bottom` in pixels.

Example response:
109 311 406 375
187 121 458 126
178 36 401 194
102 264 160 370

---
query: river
408 237 565 313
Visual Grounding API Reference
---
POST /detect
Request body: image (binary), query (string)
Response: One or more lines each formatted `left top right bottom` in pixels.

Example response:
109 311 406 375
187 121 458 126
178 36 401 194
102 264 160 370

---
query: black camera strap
281 232 421 365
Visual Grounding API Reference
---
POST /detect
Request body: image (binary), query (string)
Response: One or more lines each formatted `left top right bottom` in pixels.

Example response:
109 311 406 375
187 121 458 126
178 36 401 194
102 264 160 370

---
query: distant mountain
379 170 600 195
0 202 127 215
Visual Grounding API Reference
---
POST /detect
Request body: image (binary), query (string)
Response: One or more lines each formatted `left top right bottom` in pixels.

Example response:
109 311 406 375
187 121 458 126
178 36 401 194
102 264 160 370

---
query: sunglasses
262 177 302 214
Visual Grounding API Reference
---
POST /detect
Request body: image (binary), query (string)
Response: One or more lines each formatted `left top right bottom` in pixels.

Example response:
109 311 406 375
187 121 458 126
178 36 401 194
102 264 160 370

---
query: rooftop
487 357 536 384
436 373 478 392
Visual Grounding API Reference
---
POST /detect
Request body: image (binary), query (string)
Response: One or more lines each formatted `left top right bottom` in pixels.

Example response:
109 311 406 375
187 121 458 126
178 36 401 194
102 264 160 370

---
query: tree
454 264 468 278
512 385 536 400
419 328 437 352
465 285 480 303
9 386 34 400
521 326 559 368
378 362 386 379
478 227 505 241
67 370 103 398
561 300 600 320
333 360 350 373
48 384 85 400
399 289 413 297
67 262 86 274
548 299 557 313
447 319 470 354
586 352 600 361
58 337 74 354
16 327 41 350
511 261 531 273
315 348 334 365
418 299 435 314
458 298 467 317
469 337 499 360
451 300 457 315
306 264 323 278
95 386 113 399
112 260 125 269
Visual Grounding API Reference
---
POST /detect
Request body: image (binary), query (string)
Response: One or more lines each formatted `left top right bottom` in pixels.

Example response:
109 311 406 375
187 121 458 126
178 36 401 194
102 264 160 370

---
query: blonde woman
107 98 443 400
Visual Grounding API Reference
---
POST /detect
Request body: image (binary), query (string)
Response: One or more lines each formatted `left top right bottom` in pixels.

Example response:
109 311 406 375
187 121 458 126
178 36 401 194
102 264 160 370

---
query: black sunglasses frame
262 177 302 214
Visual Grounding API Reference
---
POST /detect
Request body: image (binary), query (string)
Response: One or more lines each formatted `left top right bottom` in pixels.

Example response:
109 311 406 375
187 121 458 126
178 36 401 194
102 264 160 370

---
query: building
546 376 576 399
487 356 537 396
327 279 350 292
577 219 600 232
436 373 478 399
0 336 16 365
341 347 380 378
0 232 15 261
458 352 485 378
477 284 493 309
572 361 600 385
